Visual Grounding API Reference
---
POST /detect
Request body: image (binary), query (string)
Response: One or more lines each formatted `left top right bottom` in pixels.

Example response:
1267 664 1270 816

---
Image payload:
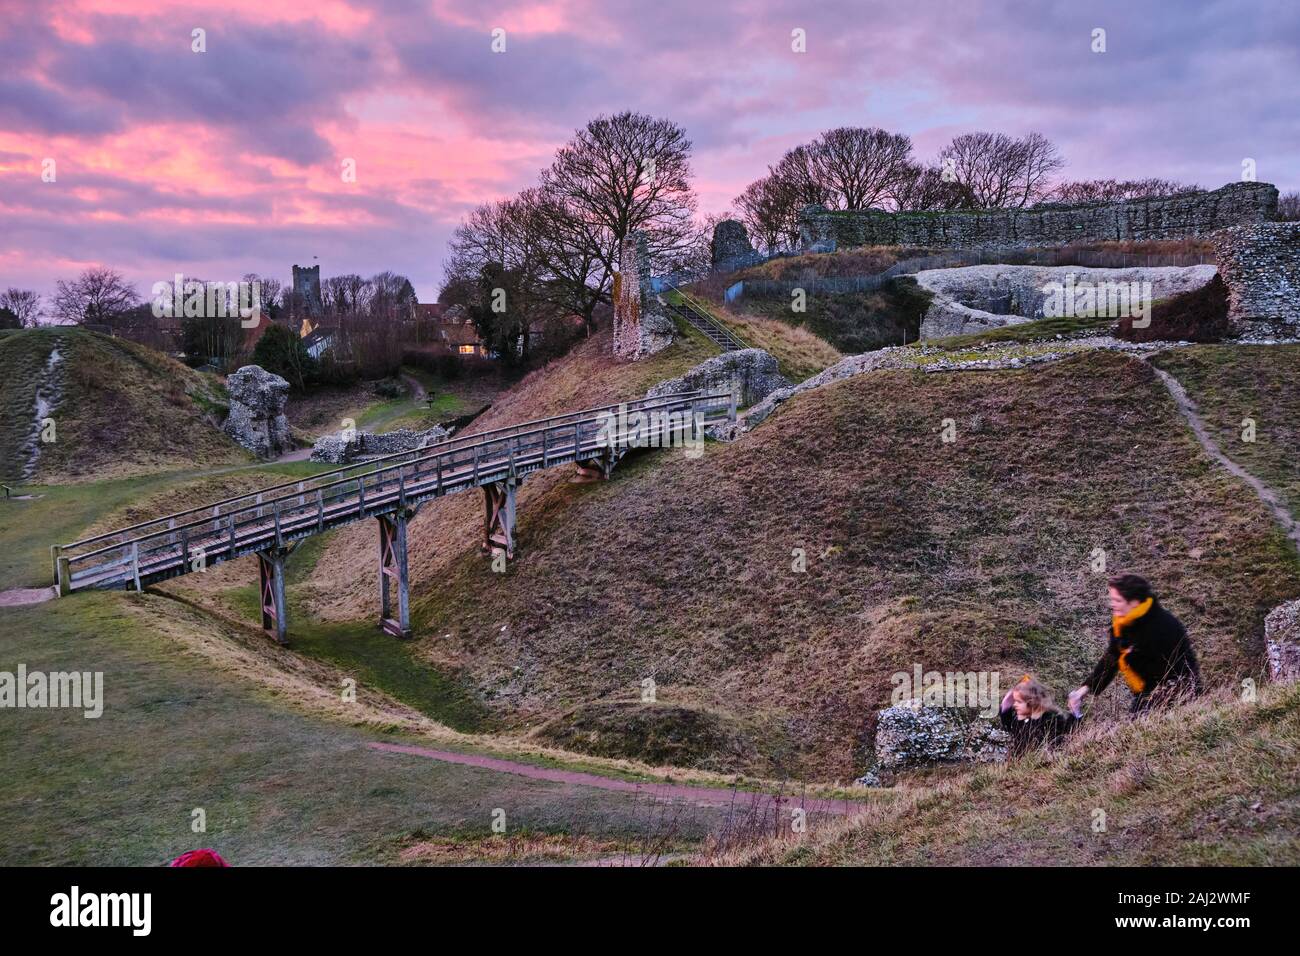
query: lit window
458 345 475 355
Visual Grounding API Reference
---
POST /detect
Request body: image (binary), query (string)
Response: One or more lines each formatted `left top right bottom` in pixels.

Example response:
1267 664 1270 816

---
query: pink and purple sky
2 0 1297 304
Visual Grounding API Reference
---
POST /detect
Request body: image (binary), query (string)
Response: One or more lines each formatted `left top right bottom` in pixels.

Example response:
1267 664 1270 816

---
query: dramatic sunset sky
2 0 1297 304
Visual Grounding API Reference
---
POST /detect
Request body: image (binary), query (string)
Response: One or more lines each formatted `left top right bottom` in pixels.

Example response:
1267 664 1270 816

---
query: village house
413 303 488 356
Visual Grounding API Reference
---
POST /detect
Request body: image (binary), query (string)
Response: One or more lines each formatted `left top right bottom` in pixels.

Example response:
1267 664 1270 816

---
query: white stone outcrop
916 264 1218 338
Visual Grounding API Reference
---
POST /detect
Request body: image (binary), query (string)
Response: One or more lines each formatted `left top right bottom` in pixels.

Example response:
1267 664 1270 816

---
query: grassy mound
0 591 733 864
294 348 1299 780
725 684 1300 866
0 327 248 484
534 701 781 774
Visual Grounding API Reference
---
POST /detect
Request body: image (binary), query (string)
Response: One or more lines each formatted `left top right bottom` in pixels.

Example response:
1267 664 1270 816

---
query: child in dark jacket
999 676 1080 756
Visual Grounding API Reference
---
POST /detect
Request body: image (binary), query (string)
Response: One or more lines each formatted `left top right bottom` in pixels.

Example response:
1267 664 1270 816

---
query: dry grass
396 832 628 865
1150 345 1300 519
1 327 248 483
709 684 1300 866
296 348 1300 781
305 327 715 623
707 306 842 381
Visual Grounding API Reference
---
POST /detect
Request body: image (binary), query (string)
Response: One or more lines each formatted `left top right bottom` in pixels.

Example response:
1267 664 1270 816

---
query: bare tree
0 288 42 327
1014 132 1066 207
1050 178 1203 204
734 176 789 254
1278 190 1300 222
524 186 609 335
811 126 915 209
891 163 968 211
241 273 282 319
51 267 139 325
938 131 1064 208
322 274 366 316
541 111 698 278
445 193 552 358
365 271 418 318
734 144 834 254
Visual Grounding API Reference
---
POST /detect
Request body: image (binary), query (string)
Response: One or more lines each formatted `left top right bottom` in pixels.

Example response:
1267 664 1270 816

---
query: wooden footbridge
51 390 734 642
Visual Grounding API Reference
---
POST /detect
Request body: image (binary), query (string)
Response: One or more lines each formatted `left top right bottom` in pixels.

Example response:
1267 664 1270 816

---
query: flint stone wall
711 219 765 273
311 424 450 464
645 348 788 410
1211 222 1300 339
613 231 675 360
874 699 1010 771
1265 599 1300 683
799 182 1279 253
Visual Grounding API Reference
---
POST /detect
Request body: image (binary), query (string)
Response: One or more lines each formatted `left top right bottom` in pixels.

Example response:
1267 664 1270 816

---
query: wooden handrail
665 284 749 349
62 392 731 565
59 389 718 552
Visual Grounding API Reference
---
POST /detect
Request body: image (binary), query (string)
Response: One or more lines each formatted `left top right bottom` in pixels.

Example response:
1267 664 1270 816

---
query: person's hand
1000 689 1015 712
1068 686 1088 717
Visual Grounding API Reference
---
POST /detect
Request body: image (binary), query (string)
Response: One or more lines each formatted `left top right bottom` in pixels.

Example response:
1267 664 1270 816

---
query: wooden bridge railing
53 390 734 596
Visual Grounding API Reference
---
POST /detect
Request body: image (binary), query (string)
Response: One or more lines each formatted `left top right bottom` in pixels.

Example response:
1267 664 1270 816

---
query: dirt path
0 586 57 607
1148 361 1300 553
400 372 426 403
368 742 865 816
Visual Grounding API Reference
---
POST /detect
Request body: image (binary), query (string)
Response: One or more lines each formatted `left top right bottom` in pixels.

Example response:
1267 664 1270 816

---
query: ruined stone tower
612 231 674 360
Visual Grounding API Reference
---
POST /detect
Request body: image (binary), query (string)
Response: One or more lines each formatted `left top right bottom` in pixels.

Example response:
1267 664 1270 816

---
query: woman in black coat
1068 574 1202 716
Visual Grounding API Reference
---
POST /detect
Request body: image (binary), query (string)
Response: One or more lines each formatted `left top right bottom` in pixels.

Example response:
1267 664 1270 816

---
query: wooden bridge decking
51 389 734 641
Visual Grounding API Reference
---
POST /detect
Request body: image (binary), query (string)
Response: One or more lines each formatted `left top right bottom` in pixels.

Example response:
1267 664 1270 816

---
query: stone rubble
1265 599 1300 683
310 424 451 464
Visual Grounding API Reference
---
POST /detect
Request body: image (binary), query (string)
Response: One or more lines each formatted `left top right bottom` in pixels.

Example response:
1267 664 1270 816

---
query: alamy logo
595 404 705 459
1041 273 1152 327
0 665 103 718
50 886 151 936
890 664 1001 717
150 273 263 327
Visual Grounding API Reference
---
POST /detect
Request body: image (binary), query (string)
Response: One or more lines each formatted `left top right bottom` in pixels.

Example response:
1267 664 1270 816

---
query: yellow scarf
1112 597 1154 692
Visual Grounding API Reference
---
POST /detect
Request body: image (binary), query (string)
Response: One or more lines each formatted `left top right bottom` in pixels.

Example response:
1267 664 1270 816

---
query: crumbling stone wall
223 365 294 459
613 231 674 359
645 348 788 408
799 182 1279 253
1211 222 1300 339
711 219 765 273
311 424 450 464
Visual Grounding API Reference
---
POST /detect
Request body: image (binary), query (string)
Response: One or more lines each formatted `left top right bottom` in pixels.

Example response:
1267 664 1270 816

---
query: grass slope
726 685 1300 866
298 349 1299 780
0 592 729 865
731 278 933 353
1150 345 1300 519
0 327 248 483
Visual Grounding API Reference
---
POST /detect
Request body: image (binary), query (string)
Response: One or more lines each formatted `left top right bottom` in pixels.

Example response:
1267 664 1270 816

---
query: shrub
250 322 317 389
1117 274 1230 343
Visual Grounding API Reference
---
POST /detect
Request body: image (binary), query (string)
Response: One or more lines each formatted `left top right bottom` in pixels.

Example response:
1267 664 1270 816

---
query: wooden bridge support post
482 479 518 560
257 550 289 645
377 511 412 639
52 545 71 596
572 448 617 483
